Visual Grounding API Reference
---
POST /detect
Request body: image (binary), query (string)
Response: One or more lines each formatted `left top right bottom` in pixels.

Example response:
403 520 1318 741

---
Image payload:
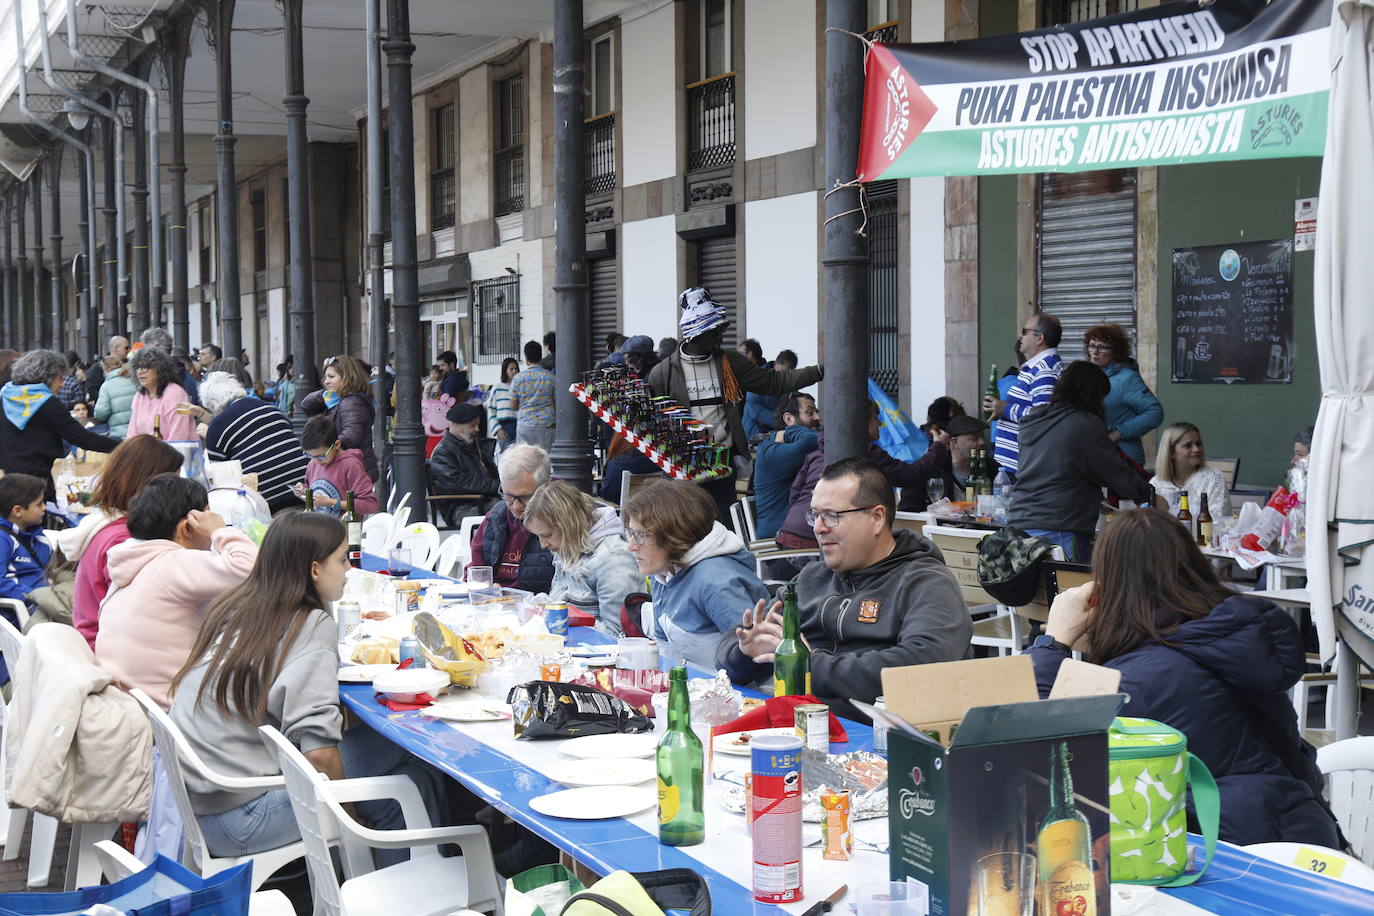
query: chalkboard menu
1170 239 1293 384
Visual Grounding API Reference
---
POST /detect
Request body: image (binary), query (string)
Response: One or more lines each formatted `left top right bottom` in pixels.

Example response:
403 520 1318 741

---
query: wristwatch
1031 634 1072 653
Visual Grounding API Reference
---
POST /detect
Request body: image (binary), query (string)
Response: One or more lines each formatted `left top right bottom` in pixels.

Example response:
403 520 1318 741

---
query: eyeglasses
805 505 877 527
1021 326 1043 337
1086 343 1113 353
624 527 652 545
502 490 536 506
307 443 339 463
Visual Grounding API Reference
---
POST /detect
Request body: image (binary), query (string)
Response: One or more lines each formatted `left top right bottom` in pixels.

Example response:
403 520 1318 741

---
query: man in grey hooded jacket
725 457 971 721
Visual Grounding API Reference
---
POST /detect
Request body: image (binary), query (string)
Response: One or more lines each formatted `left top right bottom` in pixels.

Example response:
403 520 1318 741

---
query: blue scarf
323 390 341 409
2 382 54 431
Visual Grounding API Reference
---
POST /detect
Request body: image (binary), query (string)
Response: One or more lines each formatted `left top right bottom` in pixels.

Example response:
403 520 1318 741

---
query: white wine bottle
1037 741 1096 916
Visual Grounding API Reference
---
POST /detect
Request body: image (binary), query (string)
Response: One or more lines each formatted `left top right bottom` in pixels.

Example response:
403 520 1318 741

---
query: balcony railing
494 146 525 217
431 168 455 231
585 113 616 196
686 73 735 171
865 22 897 43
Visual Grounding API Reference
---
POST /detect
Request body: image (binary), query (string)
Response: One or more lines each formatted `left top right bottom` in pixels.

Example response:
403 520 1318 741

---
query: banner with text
857 0 1330 179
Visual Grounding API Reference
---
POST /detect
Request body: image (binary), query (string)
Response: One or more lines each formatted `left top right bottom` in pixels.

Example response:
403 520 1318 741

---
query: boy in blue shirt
0 473 51 682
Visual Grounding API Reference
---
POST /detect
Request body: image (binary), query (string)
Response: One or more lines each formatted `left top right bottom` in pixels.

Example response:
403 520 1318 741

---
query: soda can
544 603 569 637
794 703 829 753
750 734 803 904
820 790 853 861
335 600 362 642
397 634 426 668
872 695 888 757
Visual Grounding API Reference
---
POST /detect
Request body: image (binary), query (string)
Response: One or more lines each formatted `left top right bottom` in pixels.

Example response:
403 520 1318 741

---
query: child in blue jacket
0 473 51 682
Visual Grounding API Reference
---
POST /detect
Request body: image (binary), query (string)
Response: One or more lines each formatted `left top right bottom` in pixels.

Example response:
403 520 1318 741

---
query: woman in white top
1149 422 1231 519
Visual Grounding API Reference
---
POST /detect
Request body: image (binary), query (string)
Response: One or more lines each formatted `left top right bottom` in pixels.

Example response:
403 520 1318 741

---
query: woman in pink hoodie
126 348 195 441
96 474 258 708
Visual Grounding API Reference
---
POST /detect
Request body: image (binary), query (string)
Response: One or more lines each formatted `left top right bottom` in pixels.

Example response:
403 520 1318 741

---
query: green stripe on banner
882 89 1328 177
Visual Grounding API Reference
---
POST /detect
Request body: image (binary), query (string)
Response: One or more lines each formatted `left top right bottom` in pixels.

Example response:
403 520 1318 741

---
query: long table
341 561 1374 914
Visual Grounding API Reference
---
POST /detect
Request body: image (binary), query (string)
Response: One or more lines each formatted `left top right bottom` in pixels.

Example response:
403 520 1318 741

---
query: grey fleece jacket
725 529 971 721
550 506 643 637
170 609 342 815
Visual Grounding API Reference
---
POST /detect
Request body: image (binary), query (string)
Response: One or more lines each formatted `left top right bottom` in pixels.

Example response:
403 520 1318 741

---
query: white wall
743 192 818 371
908 0 946 405
620 3 677 188
620 215 679 346
743 0 816 160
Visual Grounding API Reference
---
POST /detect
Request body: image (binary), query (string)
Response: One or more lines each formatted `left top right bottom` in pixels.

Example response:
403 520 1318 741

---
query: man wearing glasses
465 443 555 594
725 457 970 721
982 312 1064 476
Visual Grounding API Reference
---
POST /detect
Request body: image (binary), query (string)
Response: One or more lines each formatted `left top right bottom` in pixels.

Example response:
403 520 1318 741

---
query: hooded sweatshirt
549 506 642 636
725 528 971 721
650 521 770 673
1010 403 1151 534
1031 595 1340 847
0 518 52 604
71 516 131 649
95 527 258 709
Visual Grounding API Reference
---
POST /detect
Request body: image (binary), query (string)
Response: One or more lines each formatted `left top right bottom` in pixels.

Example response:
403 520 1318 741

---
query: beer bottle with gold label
1177 492 1193 537
1197 492 1213 547
152 413 162 440
1037 741 1096 916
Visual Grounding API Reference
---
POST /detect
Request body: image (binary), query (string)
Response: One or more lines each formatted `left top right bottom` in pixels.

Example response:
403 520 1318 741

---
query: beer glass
975 852 1036 916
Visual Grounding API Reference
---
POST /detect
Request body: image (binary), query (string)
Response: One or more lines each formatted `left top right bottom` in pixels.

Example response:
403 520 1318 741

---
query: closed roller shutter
1037 170 1137 362
696 235 737 352
588 256 618 364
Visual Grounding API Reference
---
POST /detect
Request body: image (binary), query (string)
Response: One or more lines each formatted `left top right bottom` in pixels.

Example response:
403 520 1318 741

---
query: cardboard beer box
877 656 1123 916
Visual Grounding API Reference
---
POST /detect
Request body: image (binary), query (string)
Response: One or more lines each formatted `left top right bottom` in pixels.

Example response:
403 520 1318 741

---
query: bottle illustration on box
1037 741 1096 916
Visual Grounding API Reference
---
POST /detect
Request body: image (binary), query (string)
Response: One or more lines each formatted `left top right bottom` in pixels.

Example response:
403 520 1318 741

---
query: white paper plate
422 701 511 722
561 732 660 760
555 757 656 787
567 644 617 658
528 786 656 820
711 726 798 757
337 664 396 683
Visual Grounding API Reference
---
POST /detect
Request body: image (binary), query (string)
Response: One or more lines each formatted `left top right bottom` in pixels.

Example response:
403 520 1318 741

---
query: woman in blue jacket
622 479 768 673
1084 323 1162 466
1029 508 1340 848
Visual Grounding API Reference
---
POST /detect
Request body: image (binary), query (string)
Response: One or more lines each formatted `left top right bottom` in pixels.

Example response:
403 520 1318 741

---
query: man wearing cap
429 402 500 526
893 414 991 511
648 287 823 518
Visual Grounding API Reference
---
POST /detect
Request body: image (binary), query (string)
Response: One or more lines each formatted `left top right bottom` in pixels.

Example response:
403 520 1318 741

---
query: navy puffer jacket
1031 594 1339 848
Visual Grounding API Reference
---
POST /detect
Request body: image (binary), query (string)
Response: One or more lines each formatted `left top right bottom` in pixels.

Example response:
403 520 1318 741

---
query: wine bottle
1037 741 1097 916
152 413 162 440
976 448 994 498
965 449 982 504
772 584 811 697
342 490 362 568
1177 492 1192 536
1197 492 1213 547
985 364 999 418
656 664 704 846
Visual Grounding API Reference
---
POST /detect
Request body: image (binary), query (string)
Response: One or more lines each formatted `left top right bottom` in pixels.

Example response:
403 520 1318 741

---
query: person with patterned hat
647 287 823 519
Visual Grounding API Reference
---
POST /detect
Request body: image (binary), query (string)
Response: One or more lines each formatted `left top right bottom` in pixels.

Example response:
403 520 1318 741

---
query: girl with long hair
1029 508 1340 847
170 512 447 862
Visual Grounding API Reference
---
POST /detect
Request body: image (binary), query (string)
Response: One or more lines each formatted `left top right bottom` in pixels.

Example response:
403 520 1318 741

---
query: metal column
17 183 27 350
49 146 63 351
551 0 592 492
1 193 11 348
384 0 424 522
130 85 150 338
821 0 870 464
30 165 45 350
77 133 95 357
284 0 318 415
163 17 191 351
213 0 242 356
366 0 389 507
100 103 119 339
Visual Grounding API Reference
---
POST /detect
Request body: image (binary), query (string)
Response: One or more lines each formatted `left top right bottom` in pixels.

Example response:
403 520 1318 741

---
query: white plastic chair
130 689 307 890
0 598 30 630
0 616 57 887
360 513 394 560
389 505 412 544
1317 736 1374 866
432 534 466 580
394 522 441 571
259 726 502 916
93 840 297 916
1242 842 1374 889
455 515 484 573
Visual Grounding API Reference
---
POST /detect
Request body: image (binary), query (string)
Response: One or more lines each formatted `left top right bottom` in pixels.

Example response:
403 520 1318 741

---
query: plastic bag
506 681 652 740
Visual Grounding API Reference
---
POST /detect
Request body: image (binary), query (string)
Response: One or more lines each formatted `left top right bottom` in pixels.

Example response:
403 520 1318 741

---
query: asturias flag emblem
857 43 937 182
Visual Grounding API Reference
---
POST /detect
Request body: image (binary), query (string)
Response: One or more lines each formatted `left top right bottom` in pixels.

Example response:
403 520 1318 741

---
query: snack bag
413 611 487 686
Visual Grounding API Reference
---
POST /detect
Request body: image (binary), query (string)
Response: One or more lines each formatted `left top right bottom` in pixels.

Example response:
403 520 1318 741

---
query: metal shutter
868 180 900 397
696 235 738 352
588 256 618 364
1037 170 1137 362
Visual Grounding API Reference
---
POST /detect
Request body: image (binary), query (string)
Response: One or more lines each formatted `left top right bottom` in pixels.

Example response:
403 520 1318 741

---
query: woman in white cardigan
1149 422 1232 520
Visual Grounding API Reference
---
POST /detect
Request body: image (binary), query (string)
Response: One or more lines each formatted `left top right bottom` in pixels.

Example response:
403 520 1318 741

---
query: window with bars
686 0 735 171
867 181 900 397
495 74 525 217
586 114 616 196
473 275 521 362
589 32 614 117
866 0 897 41
431 103 456 231
1040 0 1139 25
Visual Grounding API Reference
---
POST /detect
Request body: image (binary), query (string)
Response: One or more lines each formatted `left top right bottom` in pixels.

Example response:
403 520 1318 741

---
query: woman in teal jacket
1085 323 1163 466
94 365 138 439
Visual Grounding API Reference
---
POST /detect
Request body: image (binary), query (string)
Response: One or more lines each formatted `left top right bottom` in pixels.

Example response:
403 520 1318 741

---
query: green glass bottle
656 664 704 846
303 487 315 512
1037 741 1096 916
985 363 999 418
772 584 811 697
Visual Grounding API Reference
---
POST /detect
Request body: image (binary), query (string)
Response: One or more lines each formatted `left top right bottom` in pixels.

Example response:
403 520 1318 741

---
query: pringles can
544 602 569 636
750 734 803 904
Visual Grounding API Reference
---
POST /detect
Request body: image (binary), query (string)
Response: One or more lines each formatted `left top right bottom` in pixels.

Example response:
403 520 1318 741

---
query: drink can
793 703 829 753
750 734 803 904
540 662 561 682
398 634 426 668
544 603 569 637
820 790 853 861
872 695 888 757
335 600 362 642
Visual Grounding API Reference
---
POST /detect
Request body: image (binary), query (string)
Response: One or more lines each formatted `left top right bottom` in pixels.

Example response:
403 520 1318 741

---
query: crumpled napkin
711 695 848 743
375 691 438 711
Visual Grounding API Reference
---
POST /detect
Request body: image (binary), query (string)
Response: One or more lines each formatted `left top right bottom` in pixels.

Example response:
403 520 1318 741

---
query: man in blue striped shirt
984 312 1064 476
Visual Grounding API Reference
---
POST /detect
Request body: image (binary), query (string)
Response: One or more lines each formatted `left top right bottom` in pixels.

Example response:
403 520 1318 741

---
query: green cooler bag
1108 717 1220 886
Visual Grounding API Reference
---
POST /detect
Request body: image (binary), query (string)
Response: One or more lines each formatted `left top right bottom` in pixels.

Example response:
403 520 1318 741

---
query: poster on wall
856 0 1330 179
1170 238 1293 384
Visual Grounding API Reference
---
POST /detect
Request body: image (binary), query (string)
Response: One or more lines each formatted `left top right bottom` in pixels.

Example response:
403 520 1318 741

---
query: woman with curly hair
299 354 378 481
127 347 195 440
1083 323 1163 466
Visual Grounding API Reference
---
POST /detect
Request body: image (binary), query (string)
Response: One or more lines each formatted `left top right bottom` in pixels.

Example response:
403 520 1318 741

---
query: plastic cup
856 881 930 916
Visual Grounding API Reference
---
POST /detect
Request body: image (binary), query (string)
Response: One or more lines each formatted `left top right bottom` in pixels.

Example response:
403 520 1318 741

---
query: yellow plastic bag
413 611 486 687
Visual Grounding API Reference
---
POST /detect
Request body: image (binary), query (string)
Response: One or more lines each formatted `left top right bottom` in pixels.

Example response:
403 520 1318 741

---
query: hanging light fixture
61 98 90 131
